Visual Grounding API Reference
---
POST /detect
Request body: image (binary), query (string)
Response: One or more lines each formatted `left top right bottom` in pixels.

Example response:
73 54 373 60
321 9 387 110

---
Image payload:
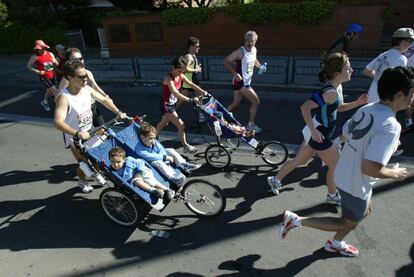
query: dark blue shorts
339 188 372 222
160 100 176 115
308 125 334 151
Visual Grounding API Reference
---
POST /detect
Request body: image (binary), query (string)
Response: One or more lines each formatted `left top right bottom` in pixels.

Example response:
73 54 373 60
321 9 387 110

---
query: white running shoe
279 210 300 239
78 180 93 193
326 192 341 205
183 144 197 154
267 176 282 195
93 173 106 185
324 239 359 257
246 122 262 134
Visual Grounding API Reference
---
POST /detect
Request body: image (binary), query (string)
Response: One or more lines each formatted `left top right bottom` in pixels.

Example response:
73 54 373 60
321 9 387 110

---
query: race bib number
78 110 93 131
43 62 54 71
246 63 254 75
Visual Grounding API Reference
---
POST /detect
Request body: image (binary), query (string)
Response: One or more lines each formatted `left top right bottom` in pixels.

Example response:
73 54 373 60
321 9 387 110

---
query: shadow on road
0 164 77 187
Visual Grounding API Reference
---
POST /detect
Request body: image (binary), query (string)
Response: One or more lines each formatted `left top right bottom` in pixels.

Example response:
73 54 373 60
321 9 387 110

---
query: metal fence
80 48 377 88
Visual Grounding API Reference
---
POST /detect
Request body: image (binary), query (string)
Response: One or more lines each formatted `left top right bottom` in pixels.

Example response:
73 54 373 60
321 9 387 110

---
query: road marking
0 90 38 108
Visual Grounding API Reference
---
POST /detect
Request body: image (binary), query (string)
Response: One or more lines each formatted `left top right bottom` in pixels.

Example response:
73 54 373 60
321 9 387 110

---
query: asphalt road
0 80 413 276
0 116 413 276
1 79 413 156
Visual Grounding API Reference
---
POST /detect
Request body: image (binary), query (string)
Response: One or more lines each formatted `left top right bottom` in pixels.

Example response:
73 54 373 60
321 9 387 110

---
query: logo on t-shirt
348 111 374 140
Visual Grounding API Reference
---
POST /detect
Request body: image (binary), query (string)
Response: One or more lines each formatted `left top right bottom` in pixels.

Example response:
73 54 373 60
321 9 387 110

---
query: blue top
114 156 147 182
135 137 167 162
311 84 341 131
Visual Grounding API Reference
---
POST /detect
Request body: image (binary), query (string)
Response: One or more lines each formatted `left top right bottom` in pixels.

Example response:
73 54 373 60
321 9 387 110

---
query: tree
0 0 7 26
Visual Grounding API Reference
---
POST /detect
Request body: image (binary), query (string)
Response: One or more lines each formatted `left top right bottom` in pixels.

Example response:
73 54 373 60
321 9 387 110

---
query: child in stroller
135 123 202 186
109 146 174 203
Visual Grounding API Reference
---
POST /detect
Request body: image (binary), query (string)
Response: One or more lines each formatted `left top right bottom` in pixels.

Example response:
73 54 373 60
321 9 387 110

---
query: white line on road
0 90 38 108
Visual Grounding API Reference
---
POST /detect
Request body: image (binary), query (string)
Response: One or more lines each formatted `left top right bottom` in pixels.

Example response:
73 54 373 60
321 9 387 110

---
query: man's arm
362 68 375 78
361 159 407 180
224 49 243 80
54 94 75 136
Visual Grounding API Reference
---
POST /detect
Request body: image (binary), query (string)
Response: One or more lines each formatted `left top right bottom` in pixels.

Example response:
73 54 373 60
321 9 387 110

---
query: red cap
33 40 50 50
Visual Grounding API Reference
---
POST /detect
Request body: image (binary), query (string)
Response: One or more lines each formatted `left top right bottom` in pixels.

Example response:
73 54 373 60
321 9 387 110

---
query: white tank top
60 87 93 146
235 46 257 86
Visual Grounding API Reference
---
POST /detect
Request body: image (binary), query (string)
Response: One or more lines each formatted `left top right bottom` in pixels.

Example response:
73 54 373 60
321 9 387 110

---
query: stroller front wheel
182 179 226 217
205 144 231 169
260 141 288 166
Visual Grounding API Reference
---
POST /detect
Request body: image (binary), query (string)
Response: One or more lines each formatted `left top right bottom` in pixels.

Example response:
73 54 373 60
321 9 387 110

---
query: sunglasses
76 74 88 80
73 57 84 61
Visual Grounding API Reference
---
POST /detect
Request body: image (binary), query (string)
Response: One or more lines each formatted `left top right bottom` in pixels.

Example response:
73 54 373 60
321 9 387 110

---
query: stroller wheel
182 179 226 217
260 141 288 166
100 187 141 227
205 144 231 169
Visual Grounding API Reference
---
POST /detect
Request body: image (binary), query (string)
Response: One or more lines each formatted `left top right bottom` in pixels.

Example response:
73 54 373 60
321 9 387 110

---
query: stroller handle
78 114 147 149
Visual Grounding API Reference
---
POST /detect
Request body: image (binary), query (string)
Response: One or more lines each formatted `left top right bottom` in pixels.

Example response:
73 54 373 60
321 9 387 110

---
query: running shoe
246 122 262 134
78 180 93 193
279 210 300 239
93 173 106 185
40 100 50 112
324 239 359 257
151 188 164 199
163 189 175 201
326 192 341 205
267 176 282 195
183 144 197 154
182 162 202 172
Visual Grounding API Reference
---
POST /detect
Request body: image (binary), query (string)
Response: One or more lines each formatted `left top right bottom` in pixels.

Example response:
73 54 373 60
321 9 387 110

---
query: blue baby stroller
195 95 288 169
81 117 226 227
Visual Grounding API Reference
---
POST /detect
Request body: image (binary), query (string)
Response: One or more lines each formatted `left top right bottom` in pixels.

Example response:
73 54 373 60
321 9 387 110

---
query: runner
26 40 59 112
54 59 127 193
267 53 368 203
179 36 205 122
156 56 207 154
54 44 67 82
58 47 110 129
224 31 266 133
363 28 414 103
279 66 413 257
326 23 362 55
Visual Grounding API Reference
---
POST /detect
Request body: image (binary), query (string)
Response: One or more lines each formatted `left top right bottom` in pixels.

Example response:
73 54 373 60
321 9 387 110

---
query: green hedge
162 7 216 25
0 22 67 54
161 1 334 26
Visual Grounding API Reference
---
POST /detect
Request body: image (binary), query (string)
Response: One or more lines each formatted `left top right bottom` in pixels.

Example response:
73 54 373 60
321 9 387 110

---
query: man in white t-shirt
363 28 414 103
279 66 413 257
